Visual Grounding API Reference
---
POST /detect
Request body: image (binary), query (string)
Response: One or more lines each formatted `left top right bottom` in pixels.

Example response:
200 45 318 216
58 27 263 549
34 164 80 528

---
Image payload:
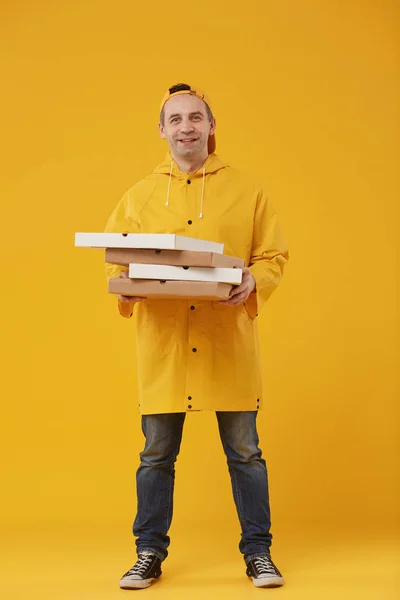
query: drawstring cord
165 163 206 219
199 167 205 219
165 161 173 207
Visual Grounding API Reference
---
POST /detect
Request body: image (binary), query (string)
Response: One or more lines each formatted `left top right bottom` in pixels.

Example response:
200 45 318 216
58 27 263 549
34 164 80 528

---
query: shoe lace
253 556 277 575
127 554 154 576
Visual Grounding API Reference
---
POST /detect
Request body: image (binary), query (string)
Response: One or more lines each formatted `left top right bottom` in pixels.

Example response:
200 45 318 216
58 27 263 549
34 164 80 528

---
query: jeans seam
165 465 173 536
231 466 247 527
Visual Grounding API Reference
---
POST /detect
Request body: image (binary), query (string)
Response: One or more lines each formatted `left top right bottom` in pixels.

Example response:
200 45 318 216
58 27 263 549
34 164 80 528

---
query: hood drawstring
165 161 173 208
165 163 206 219
199 167 205 219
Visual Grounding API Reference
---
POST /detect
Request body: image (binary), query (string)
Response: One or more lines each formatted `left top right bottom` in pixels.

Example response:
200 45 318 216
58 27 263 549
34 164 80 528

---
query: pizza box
105 248 244 268
108 278 232 300
128 264 242 285
75 232 223 254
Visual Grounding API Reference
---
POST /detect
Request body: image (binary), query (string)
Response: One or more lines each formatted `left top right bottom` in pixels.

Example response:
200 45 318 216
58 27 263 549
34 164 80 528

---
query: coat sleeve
104 190 140 316
104 190 139 280
245 189 289 318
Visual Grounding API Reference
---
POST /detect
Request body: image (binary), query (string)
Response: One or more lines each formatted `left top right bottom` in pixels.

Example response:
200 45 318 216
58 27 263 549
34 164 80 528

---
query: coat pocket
244 293 258 320
212 300 254 322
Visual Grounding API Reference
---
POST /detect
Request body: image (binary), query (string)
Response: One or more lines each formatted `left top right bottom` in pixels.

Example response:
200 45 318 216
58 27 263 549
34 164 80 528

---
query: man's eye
192 116 200 120
171 118 180 123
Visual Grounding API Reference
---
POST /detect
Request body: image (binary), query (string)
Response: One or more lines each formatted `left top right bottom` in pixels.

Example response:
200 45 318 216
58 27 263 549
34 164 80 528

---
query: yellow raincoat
105 152 289 415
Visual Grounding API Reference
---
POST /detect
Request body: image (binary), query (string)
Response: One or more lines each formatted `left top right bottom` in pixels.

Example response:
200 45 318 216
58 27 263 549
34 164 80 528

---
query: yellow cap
160 84 216 154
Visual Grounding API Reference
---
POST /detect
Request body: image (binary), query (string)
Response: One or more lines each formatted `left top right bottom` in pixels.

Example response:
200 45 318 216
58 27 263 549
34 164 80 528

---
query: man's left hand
219 267 256 306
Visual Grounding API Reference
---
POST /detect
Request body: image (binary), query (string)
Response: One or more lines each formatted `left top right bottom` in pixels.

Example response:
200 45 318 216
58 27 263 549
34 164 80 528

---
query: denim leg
133 412 186 561
216 411 272 559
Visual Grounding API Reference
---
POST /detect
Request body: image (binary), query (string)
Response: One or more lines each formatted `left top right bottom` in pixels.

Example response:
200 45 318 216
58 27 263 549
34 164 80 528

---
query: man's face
159 94 216 157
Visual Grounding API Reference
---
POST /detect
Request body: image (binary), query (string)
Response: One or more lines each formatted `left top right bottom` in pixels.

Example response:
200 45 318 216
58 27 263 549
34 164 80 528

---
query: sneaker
119 552 162 589
246 555 284 588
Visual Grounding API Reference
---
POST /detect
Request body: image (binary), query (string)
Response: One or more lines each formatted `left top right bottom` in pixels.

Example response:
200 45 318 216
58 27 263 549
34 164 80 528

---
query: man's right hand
117 271 146 318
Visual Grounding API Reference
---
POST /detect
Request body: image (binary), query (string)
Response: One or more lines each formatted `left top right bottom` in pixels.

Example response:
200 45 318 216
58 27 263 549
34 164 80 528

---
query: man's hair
160 83 214 126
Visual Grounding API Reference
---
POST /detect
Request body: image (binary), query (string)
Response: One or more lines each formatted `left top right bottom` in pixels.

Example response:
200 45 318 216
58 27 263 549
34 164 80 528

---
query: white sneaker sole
251 575 285 588
119 576 159 589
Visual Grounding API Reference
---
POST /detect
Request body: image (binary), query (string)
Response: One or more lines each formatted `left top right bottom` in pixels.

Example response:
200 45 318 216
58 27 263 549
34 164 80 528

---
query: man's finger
229 272 251 296
229 295 247 305
118 295 146 302
219 291 248 306
229 284 245 297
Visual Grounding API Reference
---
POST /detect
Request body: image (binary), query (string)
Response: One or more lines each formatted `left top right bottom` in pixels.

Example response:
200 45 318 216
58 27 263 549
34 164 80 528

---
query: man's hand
219 267 256 307
117 271 146 318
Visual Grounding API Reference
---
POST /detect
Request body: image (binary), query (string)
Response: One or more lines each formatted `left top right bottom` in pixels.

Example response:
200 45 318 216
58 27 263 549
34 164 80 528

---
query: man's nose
180 120 195 132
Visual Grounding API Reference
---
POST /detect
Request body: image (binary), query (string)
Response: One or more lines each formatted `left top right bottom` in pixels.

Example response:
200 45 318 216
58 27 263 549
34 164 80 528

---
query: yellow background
0 1 398 599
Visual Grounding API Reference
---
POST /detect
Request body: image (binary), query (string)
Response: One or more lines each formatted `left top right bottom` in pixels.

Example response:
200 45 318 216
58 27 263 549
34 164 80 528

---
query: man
104 83 289 590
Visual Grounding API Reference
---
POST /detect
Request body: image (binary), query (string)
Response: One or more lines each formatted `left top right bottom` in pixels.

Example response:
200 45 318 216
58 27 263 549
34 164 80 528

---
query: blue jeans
133 411 272 563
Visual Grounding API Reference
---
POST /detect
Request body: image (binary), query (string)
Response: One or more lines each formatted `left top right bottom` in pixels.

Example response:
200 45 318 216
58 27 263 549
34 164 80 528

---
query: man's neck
170 149 208 174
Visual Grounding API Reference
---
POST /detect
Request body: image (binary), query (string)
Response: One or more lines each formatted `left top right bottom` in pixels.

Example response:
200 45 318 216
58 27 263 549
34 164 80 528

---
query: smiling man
159 91 215 170
104 83 289 590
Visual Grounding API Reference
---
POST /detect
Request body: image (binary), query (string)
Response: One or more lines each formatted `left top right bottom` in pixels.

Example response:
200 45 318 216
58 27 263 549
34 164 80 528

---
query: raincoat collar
153 151 227 177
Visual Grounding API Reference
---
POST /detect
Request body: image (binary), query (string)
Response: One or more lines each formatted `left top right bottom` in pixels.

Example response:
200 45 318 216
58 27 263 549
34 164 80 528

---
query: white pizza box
105 248 245 268
109 278 232 300
75 232 223 254
128 264 242 285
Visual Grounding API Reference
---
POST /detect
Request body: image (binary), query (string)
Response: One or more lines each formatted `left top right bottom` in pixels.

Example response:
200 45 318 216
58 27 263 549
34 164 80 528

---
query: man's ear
159 123 166 139
209 117 216 136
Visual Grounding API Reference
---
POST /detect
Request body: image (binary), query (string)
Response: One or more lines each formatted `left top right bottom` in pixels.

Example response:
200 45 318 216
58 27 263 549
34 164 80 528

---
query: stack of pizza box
75 233 244 300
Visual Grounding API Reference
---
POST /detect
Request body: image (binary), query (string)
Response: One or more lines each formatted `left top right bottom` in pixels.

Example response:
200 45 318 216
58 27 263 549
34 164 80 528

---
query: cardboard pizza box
105 248 245 268
108 278 232 300
75 232 223 254
128 264 242 285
